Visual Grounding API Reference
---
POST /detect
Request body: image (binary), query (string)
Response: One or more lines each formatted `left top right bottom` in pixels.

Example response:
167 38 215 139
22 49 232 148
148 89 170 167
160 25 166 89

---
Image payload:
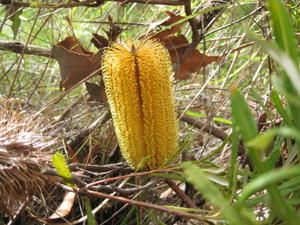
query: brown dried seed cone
0 102 56 216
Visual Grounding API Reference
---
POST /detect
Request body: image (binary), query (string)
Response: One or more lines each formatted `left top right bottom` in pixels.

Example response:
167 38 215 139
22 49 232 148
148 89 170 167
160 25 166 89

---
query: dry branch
0 0 186 7
86 189 203 220
1 0 103 8
42 167 156 195
0 40 53 58
165 179 197 208
180 114 228 141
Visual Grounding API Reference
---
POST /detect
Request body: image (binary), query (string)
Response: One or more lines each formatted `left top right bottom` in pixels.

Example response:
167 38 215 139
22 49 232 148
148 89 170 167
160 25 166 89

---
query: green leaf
85 197 96 225
51 152 74 187
254 37 300 96
182 162 255 225
253 127 300 168
230 88 264 172
271 89 293 126
237 166 300 205
227 126 239 200
213 117 232 125
230 88 257 142
236 165 300 224
245 129 277 153
264 135 284 170
277 127 300 142
267 0 299 64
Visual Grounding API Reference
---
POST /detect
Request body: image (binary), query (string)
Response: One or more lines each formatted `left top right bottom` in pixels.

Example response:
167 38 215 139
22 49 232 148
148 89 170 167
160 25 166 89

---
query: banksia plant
101 39 178 169
0 101 56 216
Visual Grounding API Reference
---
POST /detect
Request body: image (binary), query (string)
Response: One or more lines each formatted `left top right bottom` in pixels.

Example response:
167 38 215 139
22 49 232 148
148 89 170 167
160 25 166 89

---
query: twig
174 0 202 74
85 169 164 188
42 167 155 195
67 110 111 148
0 0 103 8
203 5 264 39
174 1 231 75
35 68 102 115
184 0 200 43
92 181 156 195
69 162 128 172
165 179 197 208
86 189 203 221
0 40 53 58
49 177 132 225
7 8 41 98
0 0 186 7
55 96 84 123
73 20 150 26
180 114 228 141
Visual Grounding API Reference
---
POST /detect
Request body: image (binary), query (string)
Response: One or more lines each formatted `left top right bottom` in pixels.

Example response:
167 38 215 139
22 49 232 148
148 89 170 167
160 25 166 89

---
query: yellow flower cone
101 39 178 169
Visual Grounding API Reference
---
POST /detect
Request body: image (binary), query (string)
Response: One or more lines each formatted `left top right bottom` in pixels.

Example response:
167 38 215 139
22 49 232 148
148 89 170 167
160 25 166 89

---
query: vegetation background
0 0 300 224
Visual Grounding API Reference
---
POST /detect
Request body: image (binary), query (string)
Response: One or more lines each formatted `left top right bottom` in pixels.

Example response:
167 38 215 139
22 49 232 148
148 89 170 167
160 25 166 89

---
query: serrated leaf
51 152 74 187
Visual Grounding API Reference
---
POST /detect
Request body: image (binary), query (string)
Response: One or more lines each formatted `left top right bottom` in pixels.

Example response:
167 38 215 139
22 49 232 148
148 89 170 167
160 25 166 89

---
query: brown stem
69 162 128 172
180 114 228 141
174 0 201 74
0 40 53 58
86 189 202 221
43 167 154 195
0 0 102 8
184 0 200 43
0 0 185 7
165 179 197 208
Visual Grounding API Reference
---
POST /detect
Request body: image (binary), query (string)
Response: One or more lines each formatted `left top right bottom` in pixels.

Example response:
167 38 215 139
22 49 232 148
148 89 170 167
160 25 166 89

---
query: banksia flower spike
101 39 178 170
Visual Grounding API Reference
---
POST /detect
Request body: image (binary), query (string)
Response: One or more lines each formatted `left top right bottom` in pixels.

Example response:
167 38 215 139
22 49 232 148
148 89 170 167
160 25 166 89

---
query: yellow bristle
101 39 178 169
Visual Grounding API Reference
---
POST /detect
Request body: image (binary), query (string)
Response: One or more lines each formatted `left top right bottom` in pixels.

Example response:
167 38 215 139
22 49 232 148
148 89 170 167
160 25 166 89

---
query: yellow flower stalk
101 39 178 169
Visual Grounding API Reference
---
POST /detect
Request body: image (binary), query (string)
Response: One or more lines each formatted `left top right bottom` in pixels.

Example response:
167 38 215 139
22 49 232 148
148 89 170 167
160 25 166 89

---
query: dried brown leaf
140 10 185 41
57 36 93 55
52 36 103 90
162 35 222 80
151 11 186 40
48 191 76 220
85 81 107 104
141 12 221 80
